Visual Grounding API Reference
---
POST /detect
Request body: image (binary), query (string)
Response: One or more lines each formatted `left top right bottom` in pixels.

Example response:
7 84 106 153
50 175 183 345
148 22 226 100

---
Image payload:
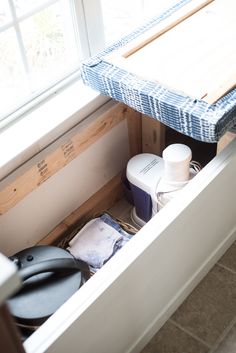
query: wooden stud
142 114 166 156
217 131 236 154
38 223 69 246
126 109 142 157
0 102 130 214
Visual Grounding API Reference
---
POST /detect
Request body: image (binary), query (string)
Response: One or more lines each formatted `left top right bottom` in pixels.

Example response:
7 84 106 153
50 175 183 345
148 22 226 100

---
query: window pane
0 28 29 118
20 2 80 91
13 0 52 18
101 0 180 44
0 1 81 122
0 0 12 27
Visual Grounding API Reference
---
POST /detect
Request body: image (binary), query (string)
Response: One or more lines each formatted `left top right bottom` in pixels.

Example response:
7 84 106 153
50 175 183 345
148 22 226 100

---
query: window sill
0 80 109 181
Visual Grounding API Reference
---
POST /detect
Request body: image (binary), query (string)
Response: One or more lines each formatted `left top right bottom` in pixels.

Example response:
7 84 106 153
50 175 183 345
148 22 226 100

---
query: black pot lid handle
7 246 90 326
19 258 88 282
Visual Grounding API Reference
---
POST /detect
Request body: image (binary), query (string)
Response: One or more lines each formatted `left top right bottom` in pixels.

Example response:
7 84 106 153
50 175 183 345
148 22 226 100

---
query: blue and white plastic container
126 153 164 225
126 144 195 226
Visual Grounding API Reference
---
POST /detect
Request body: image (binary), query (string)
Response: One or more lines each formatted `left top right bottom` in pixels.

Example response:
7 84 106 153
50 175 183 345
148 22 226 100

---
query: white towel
67 218 122 269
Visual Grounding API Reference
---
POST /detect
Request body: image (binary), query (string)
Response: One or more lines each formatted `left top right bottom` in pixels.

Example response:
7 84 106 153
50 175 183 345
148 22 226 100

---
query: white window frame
0 0 107 179
0 0 105 130
75 0 105 57
1 0 180 179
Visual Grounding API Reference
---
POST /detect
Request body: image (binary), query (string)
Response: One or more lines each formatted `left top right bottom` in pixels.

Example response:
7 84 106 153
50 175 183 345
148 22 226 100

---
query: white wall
0 120 129 256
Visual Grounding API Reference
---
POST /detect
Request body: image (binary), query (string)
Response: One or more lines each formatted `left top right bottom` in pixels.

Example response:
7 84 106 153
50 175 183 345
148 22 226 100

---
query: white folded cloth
67 218 122 269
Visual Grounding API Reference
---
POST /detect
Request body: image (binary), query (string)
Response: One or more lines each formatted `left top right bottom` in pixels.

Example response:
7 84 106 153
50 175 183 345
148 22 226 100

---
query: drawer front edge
25 139 236 353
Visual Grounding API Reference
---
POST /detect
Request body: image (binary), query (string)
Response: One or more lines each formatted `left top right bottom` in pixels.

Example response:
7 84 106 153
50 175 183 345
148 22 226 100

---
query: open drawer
1 101 236 353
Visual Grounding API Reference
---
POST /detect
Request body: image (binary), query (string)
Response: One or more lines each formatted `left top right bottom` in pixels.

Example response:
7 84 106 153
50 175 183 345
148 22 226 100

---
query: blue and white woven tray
81 0 236 143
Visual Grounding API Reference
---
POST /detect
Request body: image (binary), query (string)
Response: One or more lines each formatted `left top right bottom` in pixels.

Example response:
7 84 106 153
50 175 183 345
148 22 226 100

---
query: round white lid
162 144 192 164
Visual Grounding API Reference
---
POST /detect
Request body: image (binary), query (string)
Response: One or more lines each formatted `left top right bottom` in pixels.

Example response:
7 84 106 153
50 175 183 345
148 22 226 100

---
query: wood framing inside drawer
19 135 236 353
1 99 232 353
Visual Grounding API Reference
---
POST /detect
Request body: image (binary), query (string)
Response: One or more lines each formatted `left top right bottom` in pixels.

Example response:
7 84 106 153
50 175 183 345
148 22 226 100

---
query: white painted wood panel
0 120 129 256
108 0 236 103
24 138 236 353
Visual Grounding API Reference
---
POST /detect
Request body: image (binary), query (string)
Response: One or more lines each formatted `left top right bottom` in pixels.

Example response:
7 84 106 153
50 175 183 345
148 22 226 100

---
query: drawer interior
38 124 217 249
5 101 230 353
14 118 216 339
21 133 236 353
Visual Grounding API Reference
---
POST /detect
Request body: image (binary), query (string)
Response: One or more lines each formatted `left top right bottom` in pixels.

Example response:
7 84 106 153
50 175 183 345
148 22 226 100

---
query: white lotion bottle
156 144 192 210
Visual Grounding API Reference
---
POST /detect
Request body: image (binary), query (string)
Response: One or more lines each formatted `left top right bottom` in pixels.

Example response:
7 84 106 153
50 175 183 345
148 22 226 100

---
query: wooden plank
142 115 166 156
38 173 124 247
122 0 213 58
126 109 142 157
0 103 129 215
203 76 236 104
38 223 69 247
217 132 236 154
106 0 236 104
107 0 213 62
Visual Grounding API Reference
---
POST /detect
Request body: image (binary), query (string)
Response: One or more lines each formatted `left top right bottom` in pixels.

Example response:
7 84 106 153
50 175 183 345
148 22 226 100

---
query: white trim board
24 139 236 353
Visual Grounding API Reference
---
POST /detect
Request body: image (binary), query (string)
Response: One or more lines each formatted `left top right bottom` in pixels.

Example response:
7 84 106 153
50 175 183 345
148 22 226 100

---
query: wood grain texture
127 109 142 157
0 103 129 214
123 0 213 58
38 223 69 247
106 0 236 104
142 115 166 156
217 132 236 154
106 0 213 62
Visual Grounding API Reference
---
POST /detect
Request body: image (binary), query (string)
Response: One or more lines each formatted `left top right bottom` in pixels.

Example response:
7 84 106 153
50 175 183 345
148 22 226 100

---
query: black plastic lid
7 246 84 327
